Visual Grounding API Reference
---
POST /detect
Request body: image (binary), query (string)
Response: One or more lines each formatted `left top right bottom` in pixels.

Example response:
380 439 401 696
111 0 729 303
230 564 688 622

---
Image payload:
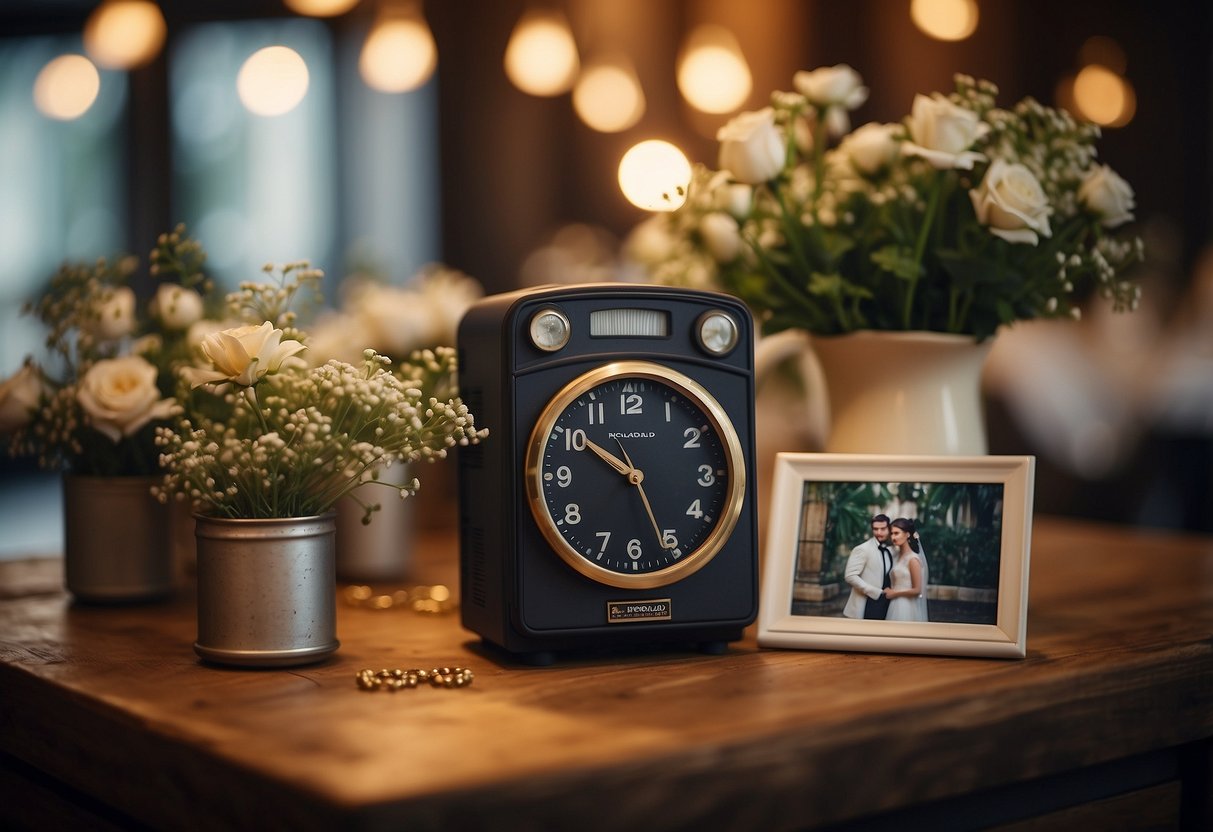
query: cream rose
150 284 204 330
76 355 176 442
1079 164 1135 228
902 93 988 170
838 122 900 174
0 363 45 433
969 159 1052 245
88 286 137 341
699 212 742 263
717 107 787 185
182 321 307 388
793 64 868 136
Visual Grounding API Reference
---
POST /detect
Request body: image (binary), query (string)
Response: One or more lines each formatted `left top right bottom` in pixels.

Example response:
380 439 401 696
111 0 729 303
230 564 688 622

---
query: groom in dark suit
843 514 893 620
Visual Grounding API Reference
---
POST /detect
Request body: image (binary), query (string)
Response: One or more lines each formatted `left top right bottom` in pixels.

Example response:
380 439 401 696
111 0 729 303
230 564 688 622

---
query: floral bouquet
154 259 485 521
629 66 1144 341
1 227 210 475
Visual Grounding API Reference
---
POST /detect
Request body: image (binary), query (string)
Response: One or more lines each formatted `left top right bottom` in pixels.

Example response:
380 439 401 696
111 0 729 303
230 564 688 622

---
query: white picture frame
758 453 1035 658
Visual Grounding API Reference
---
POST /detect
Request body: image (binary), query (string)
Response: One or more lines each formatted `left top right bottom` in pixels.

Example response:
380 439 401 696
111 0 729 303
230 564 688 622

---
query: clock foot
697 640 728 655
520 650 557 667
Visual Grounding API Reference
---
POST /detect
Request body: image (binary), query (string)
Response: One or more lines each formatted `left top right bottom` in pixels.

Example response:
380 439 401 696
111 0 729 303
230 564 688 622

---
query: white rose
699 212 742 263
0 363 45 433
1078 164 1135 228
793 64 868 109
793 64 868 137
838 122 900 174
902 93 988 170
89 286 137 341
182 321 307 388
969 159 1052 245
717 107 787 185
76 355 176 442
150 284 204 330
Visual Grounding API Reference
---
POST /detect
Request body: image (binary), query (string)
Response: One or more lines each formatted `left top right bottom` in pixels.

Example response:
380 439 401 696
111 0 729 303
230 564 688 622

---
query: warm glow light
503 9 579 96
83 0 167 70
618 140 692 212
33 54 101 120
910 0 979 41
677 24 751 114
283 0 361 16
237 46 310 117
359 16 437 93
573 59 645 133
1072 64 1135 127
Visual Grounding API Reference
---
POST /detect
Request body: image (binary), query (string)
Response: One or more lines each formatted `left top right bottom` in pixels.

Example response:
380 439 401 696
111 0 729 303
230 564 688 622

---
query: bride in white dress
884 518 929 622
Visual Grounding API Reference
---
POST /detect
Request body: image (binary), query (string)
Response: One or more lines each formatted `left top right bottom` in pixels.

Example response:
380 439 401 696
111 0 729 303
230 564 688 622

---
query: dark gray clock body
456 284 758 664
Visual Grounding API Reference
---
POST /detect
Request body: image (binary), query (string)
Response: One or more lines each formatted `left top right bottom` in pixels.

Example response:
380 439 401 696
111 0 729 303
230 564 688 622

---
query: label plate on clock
607 599 673 623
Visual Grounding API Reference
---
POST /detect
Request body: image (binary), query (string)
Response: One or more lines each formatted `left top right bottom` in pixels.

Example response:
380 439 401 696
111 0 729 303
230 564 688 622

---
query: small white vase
810 330 993 455
335 462 415 582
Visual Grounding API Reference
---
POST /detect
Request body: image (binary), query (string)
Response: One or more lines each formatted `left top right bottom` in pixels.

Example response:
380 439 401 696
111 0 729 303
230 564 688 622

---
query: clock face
525 361 745 589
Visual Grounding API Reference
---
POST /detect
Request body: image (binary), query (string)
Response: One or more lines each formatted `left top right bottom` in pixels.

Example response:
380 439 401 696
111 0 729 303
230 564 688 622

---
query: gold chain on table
342 584 456 614
356 667 474 691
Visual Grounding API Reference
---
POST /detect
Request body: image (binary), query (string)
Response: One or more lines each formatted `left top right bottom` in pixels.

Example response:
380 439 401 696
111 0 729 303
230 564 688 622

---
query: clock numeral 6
627 539 642 559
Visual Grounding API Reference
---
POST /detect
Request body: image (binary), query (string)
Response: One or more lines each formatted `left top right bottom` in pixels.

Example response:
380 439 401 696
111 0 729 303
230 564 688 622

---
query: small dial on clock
525 361 744 589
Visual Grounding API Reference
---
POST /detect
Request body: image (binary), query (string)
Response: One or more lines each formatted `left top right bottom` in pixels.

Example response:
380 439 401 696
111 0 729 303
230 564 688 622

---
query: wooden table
1 516 1210 831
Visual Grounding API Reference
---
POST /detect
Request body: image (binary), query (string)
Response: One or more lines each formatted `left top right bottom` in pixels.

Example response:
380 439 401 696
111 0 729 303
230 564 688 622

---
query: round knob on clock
696 310 739 356
529 307 571 352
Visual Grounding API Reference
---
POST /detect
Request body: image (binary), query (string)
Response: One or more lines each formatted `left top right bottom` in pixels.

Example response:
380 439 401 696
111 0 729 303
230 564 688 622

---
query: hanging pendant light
503 8 579 97
573 54 645 133
676 24 751 114
359 1 437 93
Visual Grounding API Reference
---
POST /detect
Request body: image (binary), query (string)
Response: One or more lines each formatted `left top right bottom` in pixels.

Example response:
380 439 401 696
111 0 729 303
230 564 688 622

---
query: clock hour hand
582 437 632 477
615 440 676 551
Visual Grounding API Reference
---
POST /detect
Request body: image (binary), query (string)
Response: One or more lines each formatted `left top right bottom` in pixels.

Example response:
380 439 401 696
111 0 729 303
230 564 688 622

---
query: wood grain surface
1 516 1211 830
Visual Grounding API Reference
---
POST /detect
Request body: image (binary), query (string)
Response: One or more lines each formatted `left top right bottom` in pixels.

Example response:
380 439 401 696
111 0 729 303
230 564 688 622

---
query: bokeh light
359 16 437 93
33 54 102 120
677 24 751 114
237 45 310 117
1072 64 1136 127
283 0 361 16
909 0 979 42
618 140 692 212
83 0 167 70
503 9 579 97
573 59 645 133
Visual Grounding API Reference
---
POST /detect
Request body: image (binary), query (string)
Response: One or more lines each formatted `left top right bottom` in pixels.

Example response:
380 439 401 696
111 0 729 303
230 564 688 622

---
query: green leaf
870 246 921 281
808 272 873 300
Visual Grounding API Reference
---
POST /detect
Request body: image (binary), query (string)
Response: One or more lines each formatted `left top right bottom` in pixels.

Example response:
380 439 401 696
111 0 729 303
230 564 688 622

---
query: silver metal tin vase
194 513 339 668
63 474 173 603
335 462 414 582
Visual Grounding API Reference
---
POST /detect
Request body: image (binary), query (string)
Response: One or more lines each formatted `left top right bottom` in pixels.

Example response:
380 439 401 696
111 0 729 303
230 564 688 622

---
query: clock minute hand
582 437 632 477
615 440 676 551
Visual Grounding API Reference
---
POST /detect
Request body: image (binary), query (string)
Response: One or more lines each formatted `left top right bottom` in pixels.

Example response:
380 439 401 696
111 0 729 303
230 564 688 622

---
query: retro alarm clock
456 284 758 663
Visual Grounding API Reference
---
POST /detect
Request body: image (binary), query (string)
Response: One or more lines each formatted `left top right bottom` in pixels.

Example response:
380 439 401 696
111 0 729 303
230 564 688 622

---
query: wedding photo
786 479 1004 625
758 454 1034 659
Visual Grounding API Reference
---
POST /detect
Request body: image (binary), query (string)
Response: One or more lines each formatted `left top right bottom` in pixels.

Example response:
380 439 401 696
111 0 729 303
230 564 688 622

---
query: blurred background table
1 516 1210 831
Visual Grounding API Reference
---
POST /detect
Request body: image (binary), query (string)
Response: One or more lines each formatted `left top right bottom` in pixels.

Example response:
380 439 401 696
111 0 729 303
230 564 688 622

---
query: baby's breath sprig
228 261 324 342
156 345 485 521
